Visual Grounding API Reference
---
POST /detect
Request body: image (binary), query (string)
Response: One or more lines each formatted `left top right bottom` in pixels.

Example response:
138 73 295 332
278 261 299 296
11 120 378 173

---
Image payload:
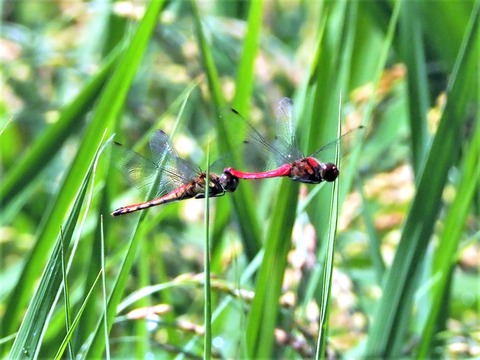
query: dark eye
220 172 239 192
321 163 339 182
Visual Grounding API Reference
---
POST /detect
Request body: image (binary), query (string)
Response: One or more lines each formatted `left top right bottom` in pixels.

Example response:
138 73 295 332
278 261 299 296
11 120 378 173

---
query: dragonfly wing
309 126 365 160
218 107 268 171
220 107 293 172
112 142 180 199
274 97 303 164
149 130 200 181
275 97 295 148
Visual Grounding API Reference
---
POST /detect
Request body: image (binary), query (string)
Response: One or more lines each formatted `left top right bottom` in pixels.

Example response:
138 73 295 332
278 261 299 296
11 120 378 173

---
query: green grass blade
3 0 165 355
416 96 480 359
86 82 193 355
232 0 264 115
75 79 199 344
60 231 73 359
315 102 342 360
304 1 366 241
300 1 374 321
5 1 477 358
203 142 212 360
0 46 121 206
53 271 102 360
365 3 479 355
358 179 386 283
315 182 339 360
8 159 92 359
100 217 110 360
398 2 430 173
417 1 476 67
191 0 225 108
246 180 299 358
192 0 261 260
299 1 400 356
79 1 166 357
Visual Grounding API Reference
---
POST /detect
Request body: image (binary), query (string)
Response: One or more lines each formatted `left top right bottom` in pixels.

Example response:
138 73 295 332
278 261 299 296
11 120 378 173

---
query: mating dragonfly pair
112 98 357 216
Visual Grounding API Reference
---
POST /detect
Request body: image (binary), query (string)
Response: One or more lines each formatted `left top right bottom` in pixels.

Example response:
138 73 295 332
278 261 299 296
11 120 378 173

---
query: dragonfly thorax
290 157 339 184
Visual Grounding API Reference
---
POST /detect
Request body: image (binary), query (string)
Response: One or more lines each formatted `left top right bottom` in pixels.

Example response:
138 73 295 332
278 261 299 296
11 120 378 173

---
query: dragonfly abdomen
111 182 196 216
223 164 292 180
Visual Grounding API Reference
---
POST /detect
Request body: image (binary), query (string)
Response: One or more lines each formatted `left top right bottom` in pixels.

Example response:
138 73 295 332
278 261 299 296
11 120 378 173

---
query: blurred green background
1 0 478 358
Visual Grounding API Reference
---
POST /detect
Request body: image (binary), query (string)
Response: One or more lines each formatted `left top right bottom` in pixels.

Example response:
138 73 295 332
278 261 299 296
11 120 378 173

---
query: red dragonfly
111 130 239 216
223 97 362 184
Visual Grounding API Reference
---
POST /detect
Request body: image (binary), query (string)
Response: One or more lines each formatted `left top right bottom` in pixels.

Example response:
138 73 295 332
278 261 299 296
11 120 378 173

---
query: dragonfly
223 97 362 184
111 130 239 216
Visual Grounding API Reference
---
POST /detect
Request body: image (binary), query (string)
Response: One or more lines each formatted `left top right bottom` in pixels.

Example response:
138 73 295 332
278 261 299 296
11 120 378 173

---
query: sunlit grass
1 1 479 358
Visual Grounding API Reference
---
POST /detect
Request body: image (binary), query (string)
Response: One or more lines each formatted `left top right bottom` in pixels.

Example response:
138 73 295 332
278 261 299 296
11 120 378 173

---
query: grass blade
53 271 102 360
203 142 212 359
80 1 167 357
416 97 480 359
8 156 93 359
0 46 121 206
232 0 264 115
192 0 261 259
245 179 299 358
365 3 479 355
315 97 342 359
398 2 430 173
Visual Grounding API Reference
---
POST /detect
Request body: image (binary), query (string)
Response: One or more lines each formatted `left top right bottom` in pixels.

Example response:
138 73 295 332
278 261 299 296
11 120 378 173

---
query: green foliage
1 0 478 358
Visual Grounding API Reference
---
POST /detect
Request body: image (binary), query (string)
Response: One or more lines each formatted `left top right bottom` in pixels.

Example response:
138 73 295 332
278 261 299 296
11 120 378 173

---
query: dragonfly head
320 162 339 182
219 171 239 192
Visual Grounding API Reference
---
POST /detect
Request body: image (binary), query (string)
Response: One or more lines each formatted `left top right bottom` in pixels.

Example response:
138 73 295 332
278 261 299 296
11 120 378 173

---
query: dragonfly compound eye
220 172 239 192
321 163 339 182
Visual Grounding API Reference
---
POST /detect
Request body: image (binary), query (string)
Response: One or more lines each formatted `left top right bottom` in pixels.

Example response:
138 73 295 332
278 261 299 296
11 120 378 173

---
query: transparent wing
219 106 298 172
273 97 303 163
112 130 200 199
149 130 200 181
309 126 365 162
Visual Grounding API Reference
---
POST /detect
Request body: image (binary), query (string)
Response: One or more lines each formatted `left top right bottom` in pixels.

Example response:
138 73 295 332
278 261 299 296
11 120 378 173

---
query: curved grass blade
231 0 264 116
245 179 299 359
0 45 122 206
203 142 212 359
80 77 195 357
315 97 342 360
398 2 430 174
415 81 480 359
8 155 93 359
365 2 480 355
3 0 166 356
53 271 102 360
77 1 167 357
303 1 366 260
192 0 261 260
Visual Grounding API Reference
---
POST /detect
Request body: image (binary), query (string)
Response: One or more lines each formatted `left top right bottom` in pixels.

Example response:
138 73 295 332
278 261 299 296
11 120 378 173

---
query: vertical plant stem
204 142 212 360
315 92 342 360
100 216 110 360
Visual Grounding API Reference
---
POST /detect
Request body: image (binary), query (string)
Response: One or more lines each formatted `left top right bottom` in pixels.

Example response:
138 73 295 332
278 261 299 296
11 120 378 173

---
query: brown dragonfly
111 130 239 216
